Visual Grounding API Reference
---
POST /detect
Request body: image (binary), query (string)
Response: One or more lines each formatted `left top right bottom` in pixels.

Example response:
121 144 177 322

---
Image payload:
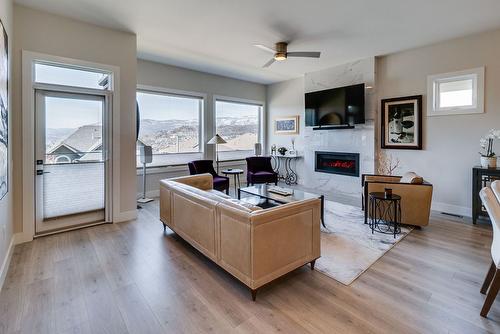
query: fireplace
315 151 360 177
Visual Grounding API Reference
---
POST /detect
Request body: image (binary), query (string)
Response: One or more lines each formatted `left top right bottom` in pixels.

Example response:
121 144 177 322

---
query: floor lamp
207 134 227 173
137 145 154 205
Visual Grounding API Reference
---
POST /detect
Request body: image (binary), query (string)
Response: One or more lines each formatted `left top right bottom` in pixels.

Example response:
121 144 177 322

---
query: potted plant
277 146 288 156
480 129 500 168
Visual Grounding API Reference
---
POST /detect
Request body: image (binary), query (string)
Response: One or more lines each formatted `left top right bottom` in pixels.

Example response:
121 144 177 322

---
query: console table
472 166 500 224
271 155 301 185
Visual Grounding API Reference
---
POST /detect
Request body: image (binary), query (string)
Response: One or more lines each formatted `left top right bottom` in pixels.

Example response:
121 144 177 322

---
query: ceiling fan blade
254 44 276 54
287 51 321 58
262 58 276 68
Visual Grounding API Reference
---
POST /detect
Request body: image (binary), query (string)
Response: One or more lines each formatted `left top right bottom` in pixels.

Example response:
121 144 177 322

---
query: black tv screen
305 83 365 127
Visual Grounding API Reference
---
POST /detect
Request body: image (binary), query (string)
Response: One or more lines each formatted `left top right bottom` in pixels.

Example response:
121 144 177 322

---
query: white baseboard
0 232 37 291
115 209 138 223
431 201 471 218
13 232 33 245
0 235 15 291
137 190 160 199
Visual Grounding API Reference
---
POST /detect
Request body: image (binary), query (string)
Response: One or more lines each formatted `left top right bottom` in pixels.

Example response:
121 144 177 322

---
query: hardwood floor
1 200 499 333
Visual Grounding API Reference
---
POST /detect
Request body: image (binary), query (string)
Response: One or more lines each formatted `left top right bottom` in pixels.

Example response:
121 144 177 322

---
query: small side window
427 67 484 116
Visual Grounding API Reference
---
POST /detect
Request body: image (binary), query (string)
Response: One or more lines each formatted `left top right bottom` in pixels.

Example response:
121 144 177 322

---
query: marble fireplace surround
292 58 376 202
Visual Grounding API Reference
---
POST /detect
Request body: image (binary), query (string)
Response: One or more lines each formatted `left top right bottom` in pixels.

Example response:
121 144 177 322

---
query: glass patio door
35 90 108 234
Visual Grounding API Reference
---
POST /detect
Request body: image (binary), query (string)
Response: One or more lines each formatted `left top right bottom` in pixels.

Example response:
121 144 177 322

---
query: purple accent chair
246 157 278 186
187 160 229 194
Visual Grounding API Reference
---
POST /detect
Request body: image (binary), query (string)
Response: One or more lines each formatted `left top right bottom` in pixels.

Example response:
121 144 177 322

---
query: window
34 62 109 90
427 67 484 116
137 90 203 167
215 99 262 160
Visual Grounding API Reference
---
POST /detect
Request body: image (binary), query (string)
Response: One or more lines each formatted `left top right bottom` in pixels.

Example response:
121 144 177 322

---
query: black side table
221 169 244 195
472 166 500 224
368 192 402 238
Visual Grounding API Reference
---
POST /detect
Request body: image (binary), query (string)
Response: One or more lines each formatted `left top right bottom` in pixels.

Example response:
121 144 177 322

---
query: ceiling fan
254 42 321 68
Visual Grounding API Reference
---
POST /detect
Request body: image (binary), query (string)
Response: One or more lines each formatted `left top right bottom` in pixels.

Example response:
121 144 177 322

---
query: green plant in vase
277 147 288 156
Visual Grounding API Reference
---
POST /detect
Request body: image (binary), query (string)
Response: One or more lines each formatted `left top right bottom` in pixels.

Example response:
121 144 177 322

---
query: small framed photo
274 116 299 135
381 95 422 150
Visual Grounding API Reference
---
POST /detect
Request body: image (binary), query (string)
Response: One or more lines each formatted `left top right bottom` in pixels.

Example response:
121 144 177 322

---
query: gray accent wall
136 59 267 196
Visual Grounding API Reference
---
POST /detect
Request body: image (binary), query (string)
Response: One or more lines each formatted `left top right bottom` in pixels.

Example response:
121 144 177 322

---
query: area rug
316 200 413 285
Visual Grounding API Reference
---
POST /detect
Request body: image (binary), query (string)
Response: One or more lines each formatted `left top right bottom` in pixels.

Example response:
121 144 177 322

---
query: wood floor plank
69 230 129 334
19 278 55 334
113 283 163 334
1 199 500 334
0 283 25 333
53 258 88 334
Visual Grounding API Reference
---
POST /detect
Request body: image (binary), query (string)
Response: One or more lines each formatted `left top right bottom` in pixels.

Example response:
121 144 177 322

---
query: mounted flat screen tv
305 83 365 127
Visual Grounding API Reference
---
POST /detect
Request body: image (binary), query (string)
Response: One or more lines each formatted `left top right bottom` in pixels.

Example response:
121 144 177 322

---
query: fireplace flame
322 160 355 169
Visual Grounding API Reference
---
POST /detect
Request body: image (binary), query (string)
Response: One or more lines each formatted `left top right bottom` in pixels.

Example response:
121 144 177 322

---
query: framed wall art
274 116 299 135
381 95 422 150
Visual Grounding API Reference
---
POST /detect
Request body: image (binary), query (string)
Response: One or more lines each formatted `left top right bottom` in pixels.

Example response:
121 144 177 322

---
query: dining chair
479 180 500 317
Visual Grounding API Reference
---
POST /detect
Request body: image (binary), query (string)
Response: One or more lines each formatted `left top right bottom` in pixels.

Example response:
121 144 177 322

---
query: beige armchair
362 173 433 227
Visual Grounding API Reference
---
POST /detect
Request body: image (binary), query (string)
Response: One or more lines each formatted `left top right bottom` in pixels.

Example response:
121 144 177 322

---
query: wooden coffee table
238 184 325 228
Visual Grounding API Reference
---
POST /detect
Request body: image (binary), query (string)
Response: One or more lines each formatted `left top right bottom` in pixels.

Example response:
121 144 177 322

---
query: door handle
36 170 50 176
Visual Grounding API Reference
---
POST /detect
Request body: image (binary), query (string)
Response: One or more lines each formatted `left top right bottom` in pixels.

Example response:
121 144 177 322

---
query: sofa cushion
168 180 261 212
400 172 424 184
166 173 213 191
166 180 224 203
207 190 261 211
207 189 231 199
251 171 275 177
221 198 262 212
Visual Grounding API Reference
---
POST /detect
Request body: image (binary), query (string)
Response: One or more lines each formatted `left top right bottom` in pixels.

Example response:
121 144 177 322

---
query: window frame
33 60 113 90
213 95 265 161
427 67 484 116
136 85 206 168
22 50 120 239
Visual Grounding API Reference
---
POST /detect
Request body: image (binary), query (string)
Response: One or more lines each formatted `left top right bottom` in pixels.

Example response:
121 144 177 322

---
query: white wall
0 0 13 287
377 28 500 216
136 59 266 196
12 5 137 234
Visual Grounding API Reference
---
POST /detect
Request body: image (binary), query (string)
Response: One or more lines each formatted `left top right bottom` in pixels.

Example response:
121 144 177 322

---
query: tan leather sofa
362 173 433 227
160 173 321 300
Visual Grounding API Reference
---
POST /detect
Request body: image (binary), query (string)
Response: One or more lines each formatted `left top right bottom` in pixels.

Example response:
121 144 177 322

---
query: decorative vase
254 143 262 156
481 156 497 168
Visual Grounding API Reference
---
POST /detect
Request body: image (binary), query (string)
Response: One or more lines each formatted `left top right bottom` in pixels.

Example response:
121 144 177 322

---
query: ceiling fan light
274 53 287 61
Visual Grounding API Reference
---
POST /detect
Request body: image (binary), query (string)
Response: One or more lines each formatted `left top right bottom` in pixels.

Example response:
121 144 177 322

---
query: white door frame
34 89 110 234
21 51 121 241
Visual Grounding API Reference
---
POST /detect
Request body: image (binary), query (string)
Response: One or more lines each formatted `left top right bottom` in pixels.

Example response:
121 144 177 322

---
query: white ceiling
15 0 500 84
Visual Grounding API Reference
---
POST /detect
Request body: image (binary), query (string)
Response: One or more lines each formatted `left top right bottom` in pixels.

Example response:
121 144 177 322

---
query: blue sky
137 91 200 121
45 97 102 129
